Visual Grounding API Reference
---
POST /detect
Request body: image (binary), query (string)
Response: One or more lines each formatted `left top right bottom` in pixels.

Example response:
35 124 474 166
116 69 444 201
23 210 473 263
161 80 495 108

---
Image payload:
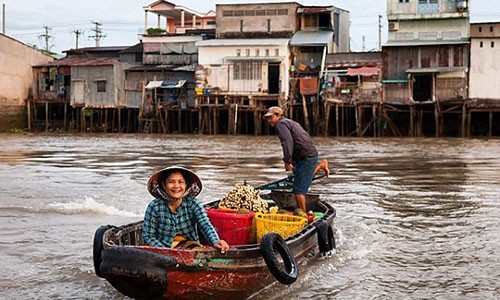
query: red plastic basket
207 208 255 245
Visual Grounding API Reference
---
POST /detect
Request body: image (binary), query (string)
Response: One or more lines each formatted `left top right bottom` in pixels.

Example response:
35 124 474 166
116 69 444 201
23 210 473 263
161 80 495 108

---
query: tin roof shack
195 2 300 135
0 33 54 131
32 46 139 132
132 2 215 134
467 22 500 137
322 52 382 137
382 0 470 137
289 5 350 135
126 64 195 133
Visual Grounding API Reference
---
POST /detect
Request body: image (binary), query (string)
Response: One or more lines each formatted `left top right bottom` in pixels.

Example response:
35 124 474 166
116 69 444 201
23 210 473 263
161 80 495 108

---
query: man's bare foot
320 159 330 177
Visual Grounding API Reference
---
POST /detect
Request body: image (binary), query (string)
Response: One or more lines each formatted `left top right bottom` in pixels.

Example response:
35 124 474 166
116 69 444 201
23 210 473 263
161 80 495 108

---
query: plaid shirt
143 196 219 248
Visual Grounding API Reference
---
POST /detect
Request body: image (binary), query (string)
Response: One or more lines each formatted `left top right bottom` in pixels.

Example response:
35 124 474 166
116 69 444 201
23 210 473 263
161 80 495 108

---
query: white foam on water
47 196 141 217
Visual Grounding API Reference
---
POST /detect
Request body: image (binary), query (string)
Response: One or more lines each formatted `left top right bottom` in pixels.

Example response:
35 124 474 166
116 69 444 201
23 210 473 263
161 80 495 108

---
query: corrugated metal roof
384 40 469 47
406 67 467 73
196 38 289 47
290 31 333 46
35 56 117 67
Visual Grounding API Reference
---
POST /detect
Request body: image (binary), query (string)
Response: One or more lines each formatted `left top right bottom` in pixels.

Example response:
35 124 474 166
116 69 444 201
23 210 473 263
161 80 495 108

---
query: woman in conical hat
143 166 229 253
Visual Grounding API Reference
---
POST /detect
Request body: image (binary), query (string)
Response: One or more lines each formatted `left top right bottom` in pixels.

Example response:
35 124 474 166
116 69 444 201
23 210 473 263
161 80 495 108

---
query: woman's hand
214 239 230 254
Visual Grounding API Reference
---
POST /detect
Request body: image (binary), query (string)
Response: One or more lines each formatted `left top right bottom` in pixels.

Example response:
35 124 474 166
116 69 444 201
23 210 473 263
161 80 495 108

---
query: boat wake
47 196 142 217
0 196 142 217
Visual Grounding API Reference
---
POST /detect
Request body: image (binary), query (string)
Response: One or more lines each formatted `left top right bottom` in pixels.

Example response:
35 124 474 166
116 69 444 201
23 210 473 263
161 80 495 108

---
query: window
234 11 244 17
277 9 288 15
256 10 266 16
96 80 106 93
233 61 262 80
304 14 318 28
236 49 241 56
480 41 483 48
223 11 233 17
255 49 260 56
265 49 270 56
267 19 271 32
274 48 279 56
490 26 494 32
492 41 495 48
245 49 250 56
240 20 243 32
479 27 482 33
399 0 409 2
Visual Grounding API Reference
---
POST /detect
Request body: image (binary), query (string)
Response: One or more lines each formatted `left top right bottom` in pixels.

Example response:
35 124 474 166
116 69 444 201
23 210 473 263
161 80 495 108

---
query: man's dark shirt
275 117 318 164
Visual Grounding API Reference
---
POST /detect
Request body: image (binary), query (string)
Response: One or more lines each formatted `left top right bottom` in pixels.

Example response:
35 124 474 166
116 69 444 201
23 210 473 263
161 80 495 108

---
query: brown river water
0 133 499 299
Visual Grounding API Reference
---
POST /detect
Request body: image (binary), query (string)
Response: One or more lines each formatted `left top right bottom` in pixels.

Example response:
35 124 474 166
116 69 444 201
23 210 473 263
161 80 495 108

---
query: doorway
412 74 433 102
268 64 280 94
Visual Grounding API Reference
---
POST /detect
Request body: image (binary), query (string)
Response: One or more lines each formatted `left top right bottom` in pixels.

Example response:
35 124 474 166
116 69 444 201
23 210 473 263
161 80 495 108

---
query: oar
255 171 333 191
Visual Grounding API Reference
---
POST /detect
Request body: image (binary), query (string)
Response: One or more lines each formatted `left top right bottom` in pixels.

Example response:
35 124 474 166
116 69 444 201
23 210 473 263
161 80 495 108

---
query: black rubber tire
316 220 336 253
100 247 177 300
93 225 113 278
260 233 298 285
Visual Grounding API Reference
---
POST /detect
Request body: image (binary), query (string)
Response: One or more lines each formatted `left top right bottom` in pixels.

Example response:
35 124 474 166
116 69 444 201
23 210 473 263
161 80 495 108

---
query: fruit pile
218 183 268 213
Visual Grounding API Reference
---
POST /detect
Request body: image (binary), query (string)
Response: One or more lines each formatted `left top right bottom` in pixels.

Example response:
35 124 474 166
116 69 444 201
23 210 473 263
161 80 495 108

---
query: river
0 133 499 299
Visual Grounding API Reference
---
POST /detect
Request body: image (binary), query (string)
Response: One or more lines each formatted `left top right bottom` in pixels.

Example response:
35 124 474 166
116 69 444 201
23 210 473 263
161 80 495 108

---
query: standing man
264 106 329 211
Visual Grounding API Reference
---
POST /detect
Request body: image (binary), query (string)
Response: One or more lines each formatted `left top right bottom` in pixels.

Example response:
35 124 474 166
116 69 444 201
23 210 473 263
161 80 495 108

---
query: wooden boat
93 177 336 300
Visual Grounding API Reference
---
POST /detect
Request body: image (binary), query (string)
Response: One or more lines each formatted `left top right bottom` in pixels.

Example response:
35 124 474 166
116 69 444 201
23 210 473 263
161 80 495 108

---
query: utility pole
362 36 366 52
89 21 105 47
379 14 383 51
73 29 84 49
2 3 5 34
39 25 53 52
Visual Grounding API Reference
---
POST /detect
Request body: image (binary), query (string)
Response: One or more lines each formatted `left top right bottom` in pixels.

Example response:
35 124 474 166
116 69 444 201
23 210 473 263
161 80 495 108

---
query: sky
2 0 500 54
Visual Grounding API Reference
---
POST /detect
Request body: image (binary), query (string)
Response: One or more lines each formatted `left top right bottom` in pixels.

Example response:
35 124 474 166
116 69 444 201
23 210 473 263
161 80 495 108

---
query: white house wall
470 38 500 99
198 43 290 96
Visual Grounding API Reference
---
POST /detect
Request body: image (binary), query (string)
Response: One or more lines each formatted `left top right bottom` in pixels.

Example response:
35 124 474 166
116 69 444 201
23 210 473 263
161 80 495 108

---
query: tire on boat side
93 225 113 278
99 247 177 300
316 220 336 254
260 233 298 285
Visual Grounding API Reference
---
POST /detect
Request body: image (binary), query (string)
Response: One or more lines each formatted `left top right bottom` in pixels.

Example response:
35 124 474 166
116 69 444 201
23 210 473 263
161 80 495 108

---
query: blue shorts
292 155 318 194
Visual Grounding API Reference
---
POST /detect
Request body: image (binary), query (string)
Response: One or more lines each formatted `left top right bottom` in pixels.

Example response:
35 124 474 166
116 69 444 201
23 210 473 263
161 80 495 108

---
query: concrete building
469 22 500 100
381 0 471 137
0 33 53 131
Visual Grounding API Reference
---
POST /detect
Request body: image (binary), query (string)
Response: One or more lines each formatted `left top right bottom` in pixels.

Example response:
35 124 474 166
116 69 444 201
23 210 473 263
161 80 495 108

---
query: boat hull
95 191 336 299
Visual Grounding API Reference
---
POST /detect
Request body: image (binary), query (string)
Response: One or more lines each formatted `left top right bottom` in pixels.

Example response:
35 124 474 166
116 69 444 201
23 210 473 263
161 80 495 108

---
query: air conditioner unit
388 21 399 31
457 0 468 12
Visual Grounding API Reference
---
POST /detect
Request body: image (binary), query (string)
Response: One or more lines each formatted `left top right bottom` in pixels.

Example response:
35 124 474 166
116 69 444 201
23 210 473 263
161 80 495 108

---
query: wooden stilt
409 105 414 137
354 104 359 137
324 102 330 136
489 111 493 138
27 101 31 131
467 111 471 137
335 104 339 137
372 104 377 137
178 109 182 134
302 95 310 133
45 102 49 132
63 101 67 131
461 103 466 138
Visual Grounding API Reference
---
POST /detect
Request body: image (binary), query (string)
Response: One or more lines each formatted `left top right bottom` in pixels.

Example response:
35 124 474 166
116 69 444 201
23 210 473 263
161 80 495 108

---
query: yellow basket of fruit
255 212 307 242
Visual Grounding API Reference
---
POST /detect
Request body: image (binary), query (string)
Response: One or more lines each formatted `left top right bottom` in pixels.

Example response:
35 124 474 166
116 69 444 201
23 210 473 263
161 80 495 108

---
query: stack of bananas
219 183 269 213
